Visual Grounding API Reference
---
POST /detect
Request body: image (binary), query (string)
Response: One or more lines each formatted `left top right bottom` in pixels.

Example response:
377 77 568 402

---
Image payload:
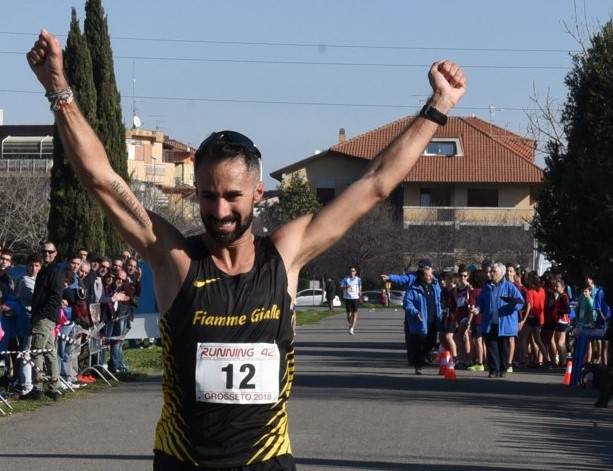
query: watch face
421 105 447 125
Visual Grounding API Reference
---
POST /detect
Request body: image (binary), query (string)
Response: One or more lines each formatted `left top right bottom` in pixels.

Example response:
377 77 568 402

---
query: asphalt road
1 308 612 471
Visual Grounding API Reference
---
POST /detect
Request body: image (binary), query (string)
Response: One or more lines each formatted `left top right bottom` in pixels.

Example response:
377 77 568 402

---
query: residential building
271 116 544 267
0 124 54 175
0 121 197 221
126 128 174 188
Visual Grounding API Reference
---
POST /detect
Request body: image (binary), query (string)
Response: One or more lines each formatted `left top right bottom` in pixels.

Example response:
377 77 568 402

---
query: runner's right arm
27 30 189 311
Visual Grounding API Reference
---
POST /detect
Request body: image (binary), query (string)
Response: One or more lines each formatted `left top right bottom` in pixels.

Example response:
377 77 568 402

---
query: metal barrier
78 303 119 386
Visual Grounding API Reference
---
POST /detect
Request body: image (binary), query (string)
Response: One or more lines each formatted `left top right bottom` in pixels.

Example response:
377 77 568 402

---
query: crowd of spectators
384 259 613 399
0 242 140 400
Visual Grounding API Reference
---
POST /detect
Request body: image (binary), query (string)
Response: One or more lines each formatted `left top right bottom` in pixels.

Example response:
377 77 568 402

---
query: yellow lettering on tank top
192 305 280 327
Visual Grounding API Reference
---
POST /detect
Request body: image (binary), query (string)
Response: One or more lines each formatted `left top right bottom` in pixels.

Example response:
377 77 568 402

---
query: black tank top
154 236 295 467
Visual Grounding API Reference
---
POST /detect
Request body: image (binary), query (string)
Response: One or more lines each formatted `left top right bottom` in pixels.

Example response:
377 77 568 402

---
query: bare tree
526 84 566 155
526 0 599 156
314 204 406 287
0 175 50 257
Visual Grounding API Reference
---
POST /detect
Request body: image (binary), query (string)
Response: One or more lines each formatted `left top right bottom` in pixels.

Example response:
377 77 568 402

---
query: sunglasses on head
197 130 261 160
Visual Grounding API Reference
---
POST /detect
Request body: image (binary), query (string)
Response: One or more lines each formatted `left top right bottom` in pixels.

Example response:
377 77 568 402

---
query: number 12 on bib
195 343 280 404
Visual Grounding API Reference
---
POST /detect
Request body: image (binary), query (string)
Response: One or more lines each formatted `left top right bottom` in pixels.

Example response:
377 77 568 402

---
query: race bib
195 342 280 404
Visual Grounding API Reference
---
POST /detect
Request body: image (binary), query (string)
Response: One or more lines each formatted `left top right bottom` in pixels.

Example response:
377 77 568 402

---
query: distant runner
340 267 362 335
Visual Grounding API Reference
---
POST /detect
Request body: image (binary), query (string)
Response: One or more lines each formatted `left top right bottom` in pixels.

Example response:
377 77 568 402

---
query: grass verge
295 308 341 326
0 380 110 417
122 308 342 375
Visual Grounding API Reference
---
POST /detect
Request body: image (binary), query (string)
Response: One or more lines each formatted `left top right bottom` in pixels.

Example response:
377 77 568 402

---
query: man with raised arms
27 29 466 471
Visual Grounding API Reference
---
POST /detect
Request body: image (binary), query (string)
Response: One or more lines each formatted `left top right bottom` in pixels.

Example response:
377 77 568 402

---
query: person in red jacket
521 272 550 367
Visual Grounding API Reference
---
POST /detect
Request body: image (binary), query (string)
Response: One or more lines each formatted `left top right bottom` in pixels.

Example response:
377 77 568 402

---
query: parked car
361 290 404 306
295 288 341 307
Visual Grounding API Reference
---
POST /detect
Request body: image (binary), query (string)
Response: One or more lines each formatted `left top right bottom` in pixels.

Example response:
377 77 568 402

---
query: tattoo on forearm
110 179 151 228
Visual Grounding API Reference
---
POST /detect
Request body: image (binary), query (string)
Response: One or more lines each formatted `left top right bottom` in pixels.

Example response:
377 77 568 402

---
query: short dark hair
418 259 432 269
27 254 43 265
469 269 488 289
524 271 542 290
194 130 261 176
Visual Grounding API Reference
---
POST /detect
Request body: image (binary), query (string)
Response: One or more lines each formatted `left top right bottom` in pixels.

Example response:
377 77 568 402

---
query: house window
467 189 498 207
127 139 144 161
316 188 335 205
419 187 451 207
420 189 432 207
425 141 457 156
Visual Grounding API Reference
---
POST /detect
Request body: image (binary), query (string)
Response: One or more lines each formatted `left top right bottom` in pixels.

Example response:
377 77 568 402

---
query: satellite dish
132 115 142 128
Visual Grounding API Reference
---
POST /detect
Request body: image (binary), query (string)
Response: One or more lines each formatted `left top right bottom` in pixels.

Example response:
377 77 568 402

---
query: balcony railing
144 164 168 176
0 158 53 174
403 206 534 227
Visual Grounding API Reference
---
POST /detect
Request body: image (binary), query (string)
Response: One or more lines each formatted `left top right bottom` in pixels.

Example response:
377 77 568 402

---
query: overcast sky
2 0 613 186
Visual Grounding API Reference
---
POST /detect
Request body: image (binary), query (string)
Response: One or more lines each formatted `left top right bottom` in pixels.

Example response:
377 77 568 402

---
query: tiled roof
164 138 194 152
327 116 543 183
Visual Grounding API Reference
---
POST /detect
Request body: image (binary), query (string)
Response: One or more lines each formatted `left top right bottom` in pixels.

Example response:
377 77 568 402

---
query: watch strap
419 104 448 126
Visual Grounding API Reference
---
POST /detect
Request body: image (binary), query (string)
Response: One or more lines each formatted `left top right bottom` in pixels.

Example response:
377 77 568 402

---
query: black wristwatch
419 104 448 126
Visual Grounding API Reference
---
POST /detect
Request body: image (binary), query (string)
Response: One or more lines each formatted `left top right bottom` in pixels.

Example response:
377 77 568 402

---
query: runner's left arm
273 61 466 275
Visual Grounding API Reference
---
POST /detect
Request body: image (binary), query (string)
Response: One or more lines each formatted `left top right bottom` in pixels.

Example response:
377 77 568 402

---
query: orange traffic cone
562 359 573 386
445 358 457 381
439 350 450 376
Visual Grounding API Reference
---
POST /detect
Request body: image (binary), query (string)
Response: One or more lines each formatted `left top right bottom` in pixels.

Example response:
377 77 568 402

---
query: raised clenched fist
26 29 69 93
427 60 467 114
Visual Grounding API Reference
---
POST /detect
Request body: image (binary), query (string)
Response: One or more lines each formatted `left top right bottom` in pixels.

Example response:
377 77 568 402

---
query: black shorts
344 299 358 313
440 313 457 334
555 323 569 333
542 321 557 331
153 451 296 471
470 324 482 338
525 317 541 328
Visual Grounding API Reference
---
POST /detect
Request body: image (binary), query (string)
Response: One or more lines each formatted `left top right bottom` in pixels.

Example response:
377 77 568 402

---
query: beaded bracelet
45 87 74 112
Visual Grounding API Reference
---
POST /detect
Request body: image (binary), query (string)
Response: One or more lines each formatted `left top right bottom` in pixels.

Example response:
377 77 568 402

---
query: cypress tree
534 21 613 300
84 0 129 257
48 8 106 258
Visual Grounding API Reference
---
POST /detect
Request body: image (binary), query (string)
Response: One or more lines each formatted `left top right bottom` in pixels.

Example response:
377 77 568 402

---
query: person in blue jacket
402 263 442 374
585 275 611 366
477 262 524 378
381 259 434 316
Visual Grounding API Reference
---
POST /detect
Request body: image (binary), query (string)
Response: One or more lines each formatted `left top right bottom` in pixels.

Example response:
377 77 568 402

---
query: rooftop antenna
489 104 496 135
131 60 142 129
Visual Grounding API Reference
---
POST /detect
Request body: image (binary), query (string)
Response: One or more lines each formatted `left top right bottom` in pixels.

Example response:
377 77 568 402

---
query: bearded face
202 209 254 245
195 157 262 246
